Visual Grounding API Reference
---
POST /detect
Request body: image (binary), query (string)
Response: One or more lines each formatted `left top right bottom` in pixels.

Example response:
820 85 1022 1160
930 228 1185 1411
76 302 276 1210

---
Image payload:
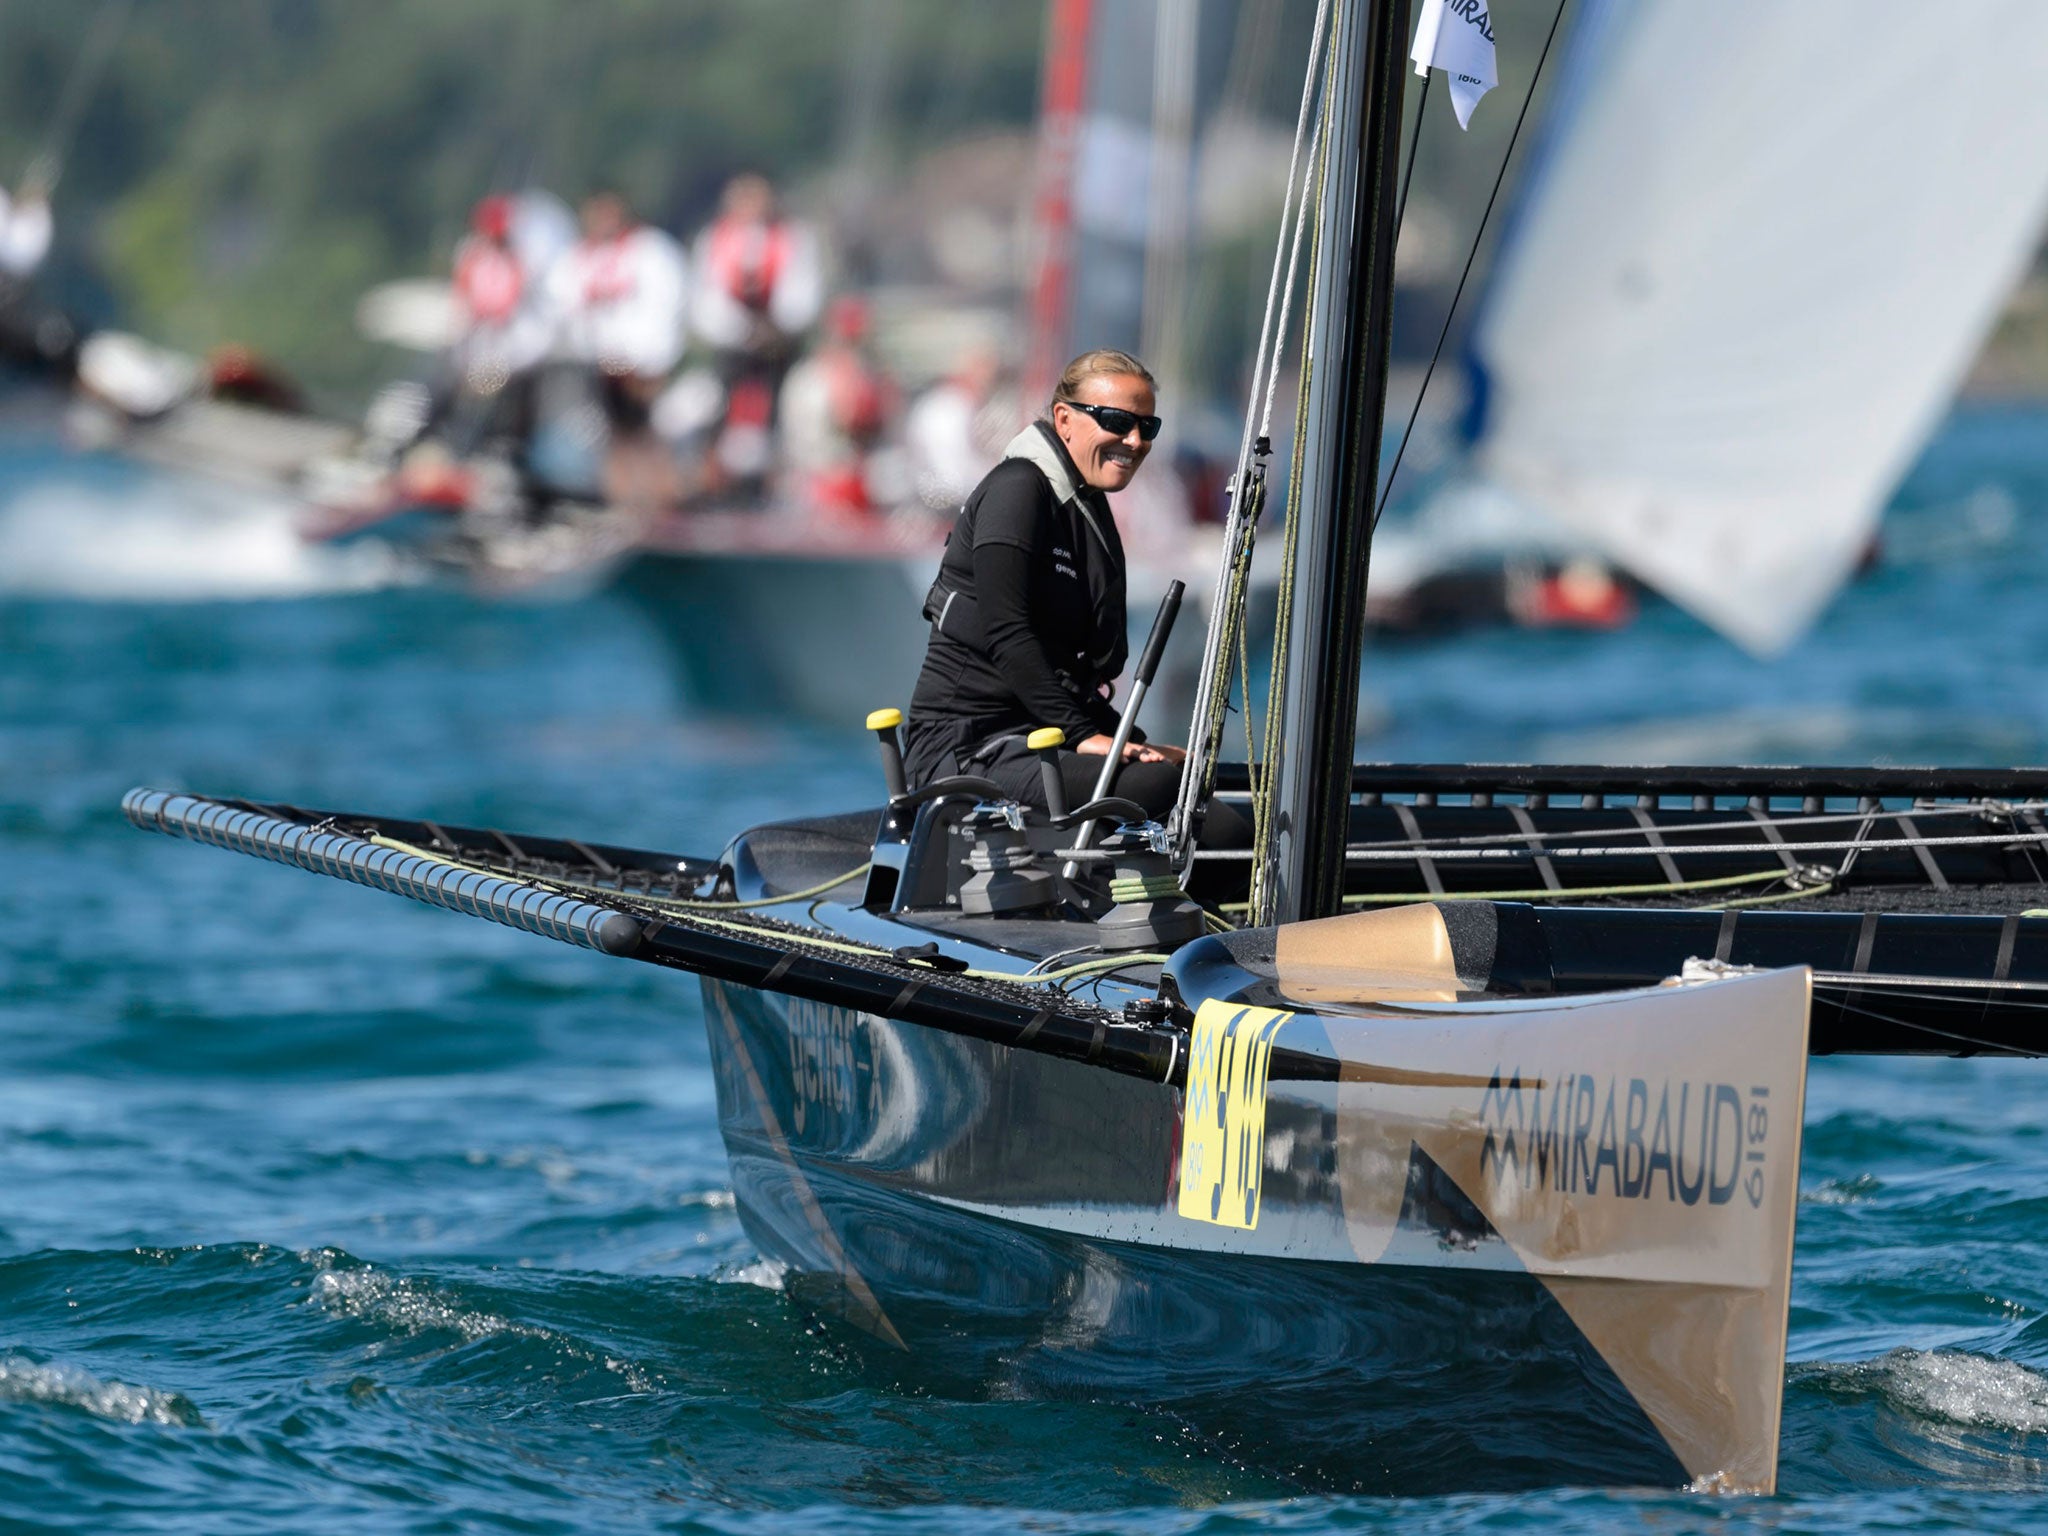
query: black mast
1262 0 1412 924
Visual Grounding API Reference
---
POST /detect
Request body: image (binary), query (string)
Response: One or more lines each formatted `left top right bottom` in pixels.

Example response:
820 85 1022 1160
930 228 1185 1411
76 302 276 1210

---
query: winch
956 799 1056 915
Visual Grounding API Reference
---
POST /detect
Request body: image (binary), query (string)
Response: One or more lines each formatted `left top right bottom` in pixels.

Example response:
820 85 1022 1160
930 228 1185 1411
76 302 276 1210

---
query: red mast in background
1022 0 1093 416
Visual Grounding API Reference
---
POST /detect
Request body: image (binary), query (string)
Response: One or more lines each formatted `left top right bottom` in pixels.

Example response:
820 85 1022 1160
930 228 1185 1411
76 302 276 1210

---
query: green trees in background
0 1 1043 404
7 3 2040 410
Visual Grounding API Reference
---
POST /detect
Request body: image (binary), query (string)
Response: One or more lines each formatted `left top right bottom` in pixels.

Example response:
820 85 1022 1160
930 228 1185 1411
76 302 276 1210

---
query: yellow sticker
1176 1001 1291 1230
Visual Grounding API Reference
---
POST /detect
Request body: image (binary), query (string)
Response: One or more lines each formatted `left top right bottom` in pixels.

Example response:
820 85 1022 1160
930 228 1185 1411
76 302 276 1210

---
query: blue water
7 410 2048 1531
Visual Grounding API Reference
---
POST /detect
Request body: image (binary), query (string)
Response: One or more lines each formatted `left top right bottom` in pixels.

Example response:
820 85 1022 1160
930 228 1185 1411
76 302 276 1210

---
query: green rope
1008 952 1171 984
631 863 871 910
1237 579 1263 851
1247 94 1327 927
1700 881 1838 911
1109 872 1192 904
1213 866 1799 915
1344 868 1792 906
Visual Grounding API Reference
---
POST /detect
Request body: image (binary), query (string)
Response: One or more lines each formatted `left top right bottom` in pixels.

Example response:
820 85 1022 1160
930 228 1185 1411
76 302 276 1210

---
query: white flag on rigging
1410 0 1498 129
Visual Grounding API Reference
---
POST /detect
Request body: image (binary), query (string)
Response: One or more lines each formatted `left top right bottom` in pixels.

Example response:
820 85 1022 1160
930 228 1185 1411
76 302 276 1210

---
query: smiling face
1053 373 1157 493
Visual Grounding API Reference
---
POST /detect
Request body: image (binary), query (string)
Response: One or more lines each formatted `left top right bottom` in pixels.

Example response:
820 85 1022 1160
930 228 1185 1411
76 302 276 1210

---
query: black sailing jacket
905 421 1135 784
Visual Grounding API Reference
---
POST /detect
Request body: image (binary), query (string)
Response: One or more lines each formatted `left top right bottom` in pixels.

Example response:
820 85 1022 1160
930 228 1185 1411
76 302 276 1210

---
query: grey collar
1002 421 1085 507
1002 421 1115 556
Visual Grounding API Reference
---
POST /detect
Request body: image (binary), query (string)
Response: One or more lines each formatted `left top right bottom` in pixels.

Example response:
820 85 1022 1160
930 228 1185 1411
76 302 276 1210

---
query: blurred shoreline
1963 271 2048 399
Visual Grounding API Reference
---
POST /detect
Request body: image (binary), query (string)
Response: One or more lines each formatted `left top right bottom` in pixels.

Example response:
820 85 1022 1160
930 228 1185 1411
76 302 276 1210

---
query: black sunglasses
1057 398 1162 441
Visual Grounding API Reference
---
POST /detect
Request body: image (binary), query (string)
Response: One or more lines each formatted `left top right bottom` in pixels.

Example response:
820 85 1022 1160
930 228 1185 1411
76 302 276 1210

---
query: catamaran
123 0 2048 1494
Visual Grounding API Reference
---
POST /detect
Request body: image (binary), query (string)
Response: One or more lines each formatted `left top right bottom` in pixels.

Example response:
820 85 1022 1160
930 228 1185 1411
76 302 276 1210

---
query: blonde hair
1047 349 1156 418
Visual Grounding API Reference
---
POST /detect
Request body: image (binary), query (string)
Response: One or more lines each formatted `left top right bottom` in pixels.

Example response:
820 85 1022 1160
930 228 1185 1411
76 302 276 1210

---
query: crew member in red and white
394 191 569 479
546 190 690 507
450 193 555 391
689 174 822 492
778 295 898 518
547 190 690 418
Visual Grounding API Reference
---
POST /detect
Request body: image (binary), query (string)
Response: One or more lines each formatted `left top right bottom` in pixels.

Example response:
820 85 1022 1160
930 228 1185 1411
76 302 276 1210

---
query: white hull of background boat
617 530 1237 729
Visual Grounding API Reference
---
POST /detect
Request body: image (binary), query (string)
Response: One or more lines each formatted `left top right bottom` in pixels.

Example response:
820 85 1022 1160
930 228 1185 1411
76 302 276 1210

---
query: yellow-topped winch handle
867 707 908 799
1027 727 1069 818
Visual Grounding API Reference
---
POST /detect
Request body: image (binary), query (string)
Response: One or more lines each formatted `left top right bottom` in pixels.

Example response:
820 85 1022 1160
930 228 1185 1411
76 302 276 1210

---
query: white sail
1466 0 2048 655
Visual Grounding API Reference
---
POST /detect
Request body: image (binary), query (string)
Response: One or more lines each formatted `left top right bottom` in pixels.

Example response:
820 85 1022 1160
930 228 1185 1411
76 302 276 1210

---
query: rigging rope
1216 865 1793 915
1343 867 1793 906
1248 182 1325 922
1373 0 1571 527
1190 815 2048 864
22 0 135 192
1170 0 1333 862
1319 828 2048 863
1819 997 2035 1059
1391 68 1432 243
1180 0 1576 887
1815 969 2048 996
1302 799 2048 855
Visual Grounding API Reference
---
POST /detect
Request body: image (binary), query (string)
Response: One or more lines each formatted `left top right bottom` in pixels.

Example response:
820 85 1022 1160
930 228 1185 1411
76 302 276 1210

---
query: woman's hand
1076 735 1186 765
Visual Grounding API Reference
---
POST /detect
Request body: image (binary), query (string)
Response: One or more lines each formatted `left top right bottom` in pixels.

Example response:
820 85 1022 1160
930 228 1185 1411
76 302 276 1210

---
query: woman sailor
905 349 1186 818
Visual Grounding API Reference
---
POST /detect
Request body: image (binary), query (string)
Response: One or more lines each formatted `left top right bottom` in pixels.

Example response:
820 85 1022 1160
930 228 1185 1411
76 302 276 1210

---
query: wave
300 1248 656 1392
0 1354 201 1427
1787 1347 2048 1493
719 1256 788 1291
1828 1349 2048 1436
1804 1173 1885 1207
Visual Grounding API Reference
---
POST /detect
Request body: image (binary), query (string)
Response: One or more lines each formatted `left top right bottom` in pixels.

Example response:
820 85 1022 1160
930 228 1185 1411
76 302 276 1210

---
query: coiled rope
1108 872 1193 905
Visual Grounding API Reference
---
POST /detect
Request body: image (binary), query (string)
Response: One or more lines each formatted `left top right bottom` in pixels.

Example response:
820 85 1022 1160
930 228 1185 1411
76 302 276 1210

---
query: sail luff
1464 0 2048 656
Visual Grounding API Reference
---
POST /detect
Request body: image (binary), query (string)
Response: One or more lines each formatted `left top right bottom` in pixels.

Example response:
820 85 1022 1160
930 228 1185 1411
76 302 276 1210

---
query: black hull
699 976 1691 1494
123 788 1833 1487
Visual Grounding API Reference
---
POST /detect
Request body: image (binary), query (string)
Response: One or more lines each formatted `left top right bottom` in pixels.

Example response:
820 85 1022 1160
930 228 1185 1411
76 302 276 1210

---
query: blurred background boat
15 0 2048 700
1379 0 2048 656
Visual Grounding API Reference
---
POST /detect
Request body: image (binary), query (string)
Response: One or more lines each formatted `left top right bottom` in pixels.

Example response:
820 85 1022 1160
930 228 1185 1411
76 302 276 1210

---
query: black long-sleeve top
906 425 1135 775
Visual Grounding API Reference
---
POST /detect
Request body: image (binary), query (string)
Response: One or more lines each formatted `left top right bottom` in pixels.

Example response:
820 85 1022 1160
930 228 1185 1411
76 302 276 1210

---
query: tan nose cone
1262 906 1807 1493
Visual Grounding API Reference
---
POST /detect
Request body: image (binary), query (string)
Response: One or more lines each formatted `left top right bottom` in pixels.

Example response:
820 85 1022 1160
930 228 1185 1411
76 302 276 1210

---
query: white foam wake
301 1254 655 1392
0 477 411 600
307 1264 540 1344
720 1257 788 1291
0 1354 199 1426
1850 1348 2048 1434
